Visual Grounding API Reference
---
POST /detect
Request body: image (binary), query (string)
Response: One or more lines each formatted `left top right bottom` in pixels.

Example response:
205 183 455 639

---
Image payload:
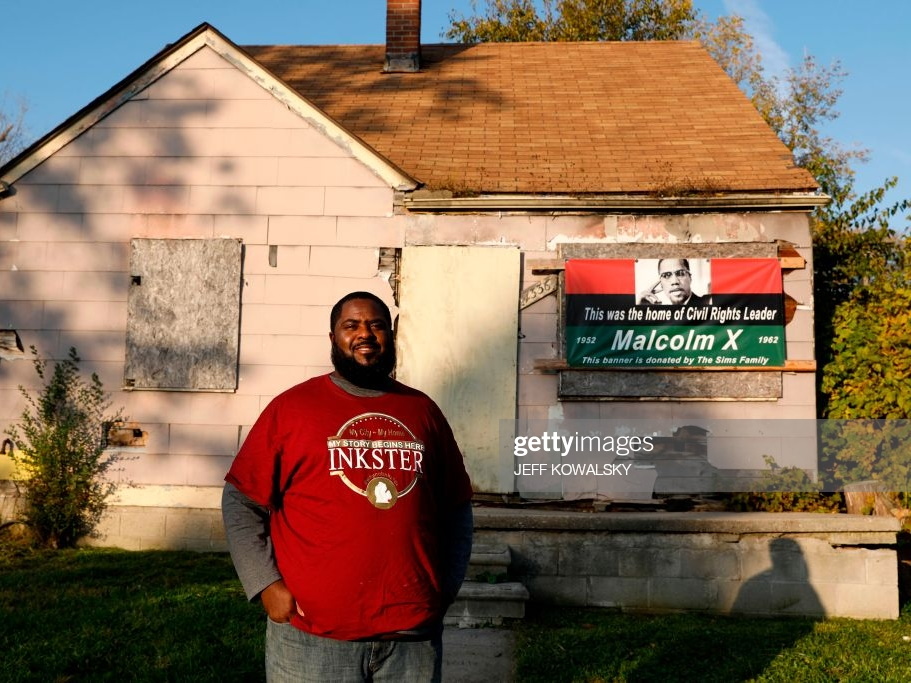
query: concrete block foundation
473 509 902 620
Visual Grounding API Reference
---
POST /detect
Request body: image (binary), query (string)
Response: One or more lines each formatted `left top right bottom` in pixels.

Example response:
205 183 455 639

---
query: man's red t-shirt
225 374 473 640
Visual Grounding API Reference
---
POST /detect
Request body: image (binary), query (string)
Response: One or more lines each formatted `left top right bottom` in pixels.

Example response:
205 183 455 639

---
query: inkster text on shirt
327 438 424 472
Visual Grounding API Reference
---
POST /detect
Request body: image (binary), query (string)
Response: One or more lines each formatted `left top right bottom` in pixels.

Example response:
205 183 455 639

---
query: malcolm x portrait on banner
636 257 712 306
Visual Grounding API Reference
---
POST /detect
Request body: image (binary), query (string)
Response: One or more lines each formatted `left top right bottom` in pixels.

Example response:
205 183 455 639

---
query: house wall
400 210 816 421
1 45 816 537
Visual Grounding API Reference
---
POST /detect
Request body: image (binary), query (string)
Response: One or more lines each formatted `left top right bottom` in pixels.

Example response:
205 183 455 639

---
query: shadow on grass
514 606 820 683
514 600 911 683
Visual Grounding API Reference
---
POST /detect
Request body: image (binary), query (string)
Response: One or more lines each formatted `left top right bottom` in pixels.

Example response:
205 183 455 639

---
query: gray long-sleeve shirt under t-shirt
221 373 474 609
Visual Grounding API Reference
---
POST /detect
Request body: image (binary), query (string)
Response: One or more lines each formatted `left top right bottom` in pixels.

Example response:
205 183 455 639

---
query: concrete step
465 542 511 580
445 581 530 628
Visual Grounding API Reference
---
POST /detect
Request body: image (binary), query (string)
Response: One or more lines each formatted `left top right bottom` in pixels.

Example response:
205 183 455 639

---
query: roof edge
1 23 418 192
217 34 418 191
0 23 215 183
403 192 830 213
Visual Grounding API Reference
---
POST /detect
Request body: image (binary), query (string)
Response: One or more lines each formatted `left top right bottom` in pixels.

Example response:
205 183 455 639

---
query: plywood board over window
125 238 242 392
396 246 521 494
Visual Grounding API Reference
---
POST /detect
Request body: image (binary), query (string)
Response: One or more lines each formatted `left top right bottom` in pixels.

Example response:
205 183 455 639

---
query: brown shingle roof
245 41 817 196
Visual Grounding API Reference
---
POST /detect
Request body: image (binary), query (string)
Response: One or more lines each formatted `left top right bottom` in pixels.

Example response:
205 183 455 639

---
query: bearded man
222 291 473 682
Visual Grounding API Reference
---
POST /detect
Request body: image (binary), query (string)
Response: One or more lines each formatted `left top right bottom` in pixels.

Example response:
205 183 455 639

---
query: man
638 258 709 306
222 291 474 682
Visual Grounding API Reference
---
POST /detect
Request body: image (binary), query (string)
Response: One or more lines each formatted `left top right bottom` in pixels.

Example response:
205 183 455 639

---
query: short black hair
658 257 690 272
330 291 392 330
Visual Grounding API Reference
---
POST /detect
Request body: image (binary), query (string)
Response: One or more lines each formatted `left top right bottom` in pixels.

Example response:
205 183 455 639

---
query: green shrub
4 347 125 548
726 455 843 513
821 257 911 420
819 420 911 495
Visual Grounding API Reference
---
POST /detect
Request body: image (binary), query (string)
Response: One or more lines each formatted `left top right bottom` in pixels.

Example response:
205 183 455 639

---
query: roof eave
0 23 215 184
403 192 830 212
0 24 418 193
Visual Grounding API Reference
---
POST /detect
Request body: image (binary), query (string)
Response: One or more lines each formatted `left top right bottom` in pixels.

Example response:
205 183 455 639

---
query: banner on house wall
565 258 785 368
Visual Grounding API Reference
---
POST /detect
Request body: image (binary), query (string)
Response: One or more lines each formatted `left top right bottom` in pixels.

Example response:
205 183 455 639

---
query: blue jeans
265 619 442 682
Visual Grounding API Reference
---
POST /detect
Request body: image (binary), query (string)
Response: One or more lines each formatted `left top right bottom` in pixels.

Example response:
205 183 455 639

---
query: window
124 238 242 392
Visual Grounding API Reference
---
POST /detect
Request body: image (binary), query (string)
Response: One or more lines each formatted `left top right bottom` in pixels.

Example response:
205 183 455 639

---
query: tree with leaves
822 248 911 419
447 0 697 42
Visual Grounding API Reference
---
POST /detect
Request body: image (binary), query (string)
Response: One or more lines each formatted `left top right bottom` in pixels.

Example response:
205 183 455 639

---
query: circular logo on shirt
326 413 424 509
366 476 398 509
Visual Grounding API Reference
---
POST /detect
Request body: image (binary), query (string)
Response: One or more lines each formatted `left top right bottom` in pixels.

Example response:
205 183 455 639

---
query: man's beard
331 342 396 389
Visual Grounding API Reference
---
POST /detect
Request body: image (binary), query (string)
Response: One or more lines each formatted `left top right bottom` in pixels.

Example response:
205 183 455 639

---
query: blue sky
2 1 908 214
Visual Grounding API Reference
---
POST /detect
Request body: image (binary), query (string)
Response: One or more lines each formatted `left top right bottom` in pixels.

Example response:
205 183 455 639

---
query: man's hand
260 579 296 623
637 279 663 305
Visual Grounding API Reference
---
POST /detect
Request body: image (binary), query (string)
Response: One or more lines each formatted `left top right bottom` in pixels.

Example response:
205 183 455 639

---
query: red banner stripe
711 258 782 294
565 259 636 294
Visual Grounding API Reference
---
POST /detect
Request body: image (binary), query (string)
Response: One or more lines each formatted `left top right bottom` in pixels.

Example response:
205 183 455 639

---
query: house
1 3 824 545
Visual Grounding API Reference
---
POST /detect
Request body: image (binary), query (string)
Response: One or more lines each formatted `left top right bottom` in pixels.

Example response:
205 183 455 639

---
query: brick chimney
384 0 421 72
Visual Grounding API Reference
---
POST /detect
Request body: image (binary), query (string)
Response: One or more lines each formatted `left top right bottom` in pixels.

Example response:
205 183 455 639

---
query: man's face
330 299 395 386
658 259 693 304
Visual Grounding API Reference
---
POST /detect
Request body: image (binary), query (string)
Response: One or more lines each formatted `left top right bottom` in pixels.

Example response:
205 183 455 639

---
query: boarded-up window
125 238 242 392
396 246 521 494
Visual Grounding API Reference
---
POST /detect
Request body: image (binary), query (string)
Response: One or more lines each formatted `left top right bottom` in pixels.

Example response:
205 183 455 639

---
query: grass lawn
0 547 264 682
515 604 911 682
3 547 911 681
